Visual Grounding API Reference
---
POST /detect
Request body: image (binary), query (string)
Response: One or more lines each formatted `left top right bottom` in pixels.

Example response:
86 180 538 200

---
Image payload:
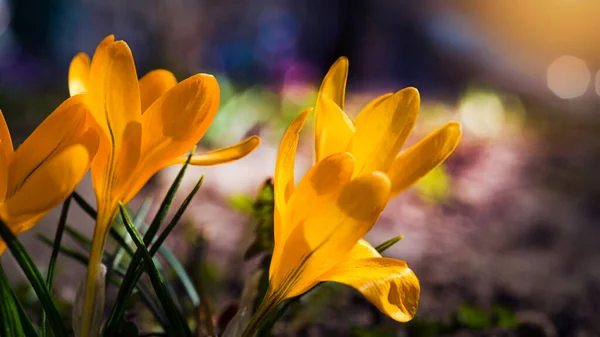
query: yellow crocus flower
0 96 98 254
263 58 462 326
68 35 260 336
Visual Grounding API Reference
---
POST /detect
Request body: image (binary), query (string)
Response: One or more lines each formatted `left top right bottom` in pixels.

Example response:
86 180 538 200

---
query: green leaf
72 191 97 219
12 289 39 337
0 218 68 337
106 198 153 292
244 180 275 260
36 234 170 328
375 235 404 254
43 197 71 337
104 150 195 336
118 203 191 337
149 175 203 256
0 263 26 337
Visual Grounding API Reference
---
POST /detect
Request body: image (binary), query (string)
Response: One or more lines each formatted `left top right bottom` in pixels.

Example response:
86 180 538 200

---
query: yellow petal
346 239 381 260
3 129 98 239
314 94 355 162
139 69 178 113
318 257 420 322
352 88 420 174
271 168 391 299
92 35 115 60
171 136 260 166
272 108 311 251
0 110 13 159
270 152 355 289
7 96 90 198
387 121 462 198
86 40 142 206
315 57 349 161
87 40 141 144
118 73 220 204
319 57 348 109
68 53 91 96
0 144 8 203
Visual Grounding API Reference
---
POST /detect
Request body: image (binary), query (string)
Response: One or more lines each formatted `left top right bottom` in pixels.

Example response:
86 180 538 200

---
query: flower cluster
0 36 461 337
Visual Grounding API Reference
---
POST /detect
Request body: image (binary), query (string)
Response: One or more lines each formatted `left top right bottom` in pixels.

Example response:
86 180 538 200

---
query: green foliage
243 179 275 260
375 235 404 253
456 304 491 329
0 218 68 337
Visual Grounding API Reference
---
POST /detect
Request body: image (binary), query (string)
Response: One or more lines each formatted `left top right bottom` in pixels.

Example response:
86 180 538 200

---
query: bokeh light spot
459 91 505 138
547 55 590 99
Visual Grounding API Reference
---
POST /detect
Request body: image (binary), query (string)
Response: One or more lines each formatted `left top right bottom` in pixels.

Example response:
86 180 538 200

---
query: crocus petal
139 69 178 113
87 40 142 205
171 136 260 166
270 152 355 289
68 53 91 96
318 57 348 109
387 121 462 198
0 110 13 158
87 40 141 145
272 108 311 256
346 239 381 260
119 73 219 203
315 57 349 161
272 166 391 299
4 130 98 226
318 257 420 322
6 96 90 198
352 88 420 174
0 145 8 203
314 94 355 163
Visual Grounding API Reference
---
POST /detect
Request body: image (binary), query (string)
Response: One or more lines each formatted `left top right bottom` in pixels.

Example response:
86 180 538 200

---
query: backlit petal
139 69 178 113
87 40 141 144
87 40 142 206
315 57 349 161
270 152 355 288
352 88 420 174
272 108 311 267
319 57 348 109
346 239 381 260
387 121 461 198
7 96 90 198
4 130 97 224
318 257 420 322
119 73 220 203
314 94 355 162
69 53 91 96
0 110 13 158
272 168 391 299
171 136 260 166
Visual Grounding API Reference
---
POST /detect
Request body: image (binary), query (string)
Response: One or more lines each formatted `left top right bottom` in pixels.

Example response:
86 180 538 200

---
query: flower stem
79 210 113 337
240 293 279 337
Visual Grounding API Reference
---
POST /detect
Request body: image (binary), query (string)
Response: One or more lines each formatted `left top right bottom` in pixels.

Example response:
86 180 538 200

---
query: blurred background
1 0 600 336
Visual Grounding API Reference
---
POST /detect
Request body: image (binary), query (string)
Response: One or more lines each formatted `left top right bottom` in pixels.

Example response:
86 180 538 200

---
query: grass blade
118 203 191 337
375 235 404 253
106 198 153 291
42 197 71 337
36 234 170 328
0 262 26 337
0 218 68 337
104 150 194 336
149 175 203 256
